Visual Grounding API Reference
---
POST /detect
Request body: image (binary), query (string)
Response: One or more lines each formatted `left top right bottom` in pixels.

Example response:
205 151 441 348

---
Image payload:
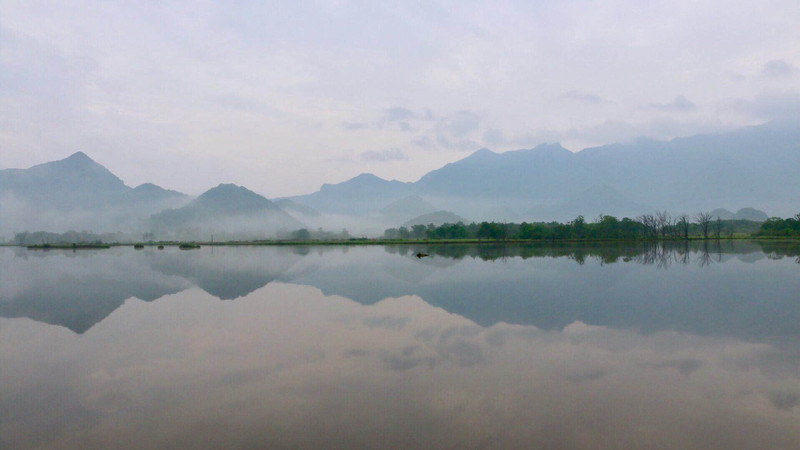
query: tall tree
656 211 671 239
677 214 690 240
695 212 713 239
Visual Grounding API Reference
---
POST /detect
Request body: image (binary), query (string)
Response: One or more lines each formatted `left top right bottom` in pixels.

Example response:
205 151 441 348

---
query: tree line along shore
382 213 800 241
8 212 800 248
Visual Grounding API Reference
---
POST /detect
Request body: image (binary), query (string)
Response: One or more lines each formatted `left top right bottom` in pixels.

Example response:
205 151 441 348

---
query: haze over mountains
0 152 188 236
1 120 797 239
287 120 799 223
149 184 302 240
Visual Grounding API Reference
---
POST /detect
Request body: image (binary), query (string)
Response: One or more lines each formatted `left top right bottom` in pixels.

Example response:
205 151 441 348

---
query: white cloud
2 278 798 448
2 1 800 195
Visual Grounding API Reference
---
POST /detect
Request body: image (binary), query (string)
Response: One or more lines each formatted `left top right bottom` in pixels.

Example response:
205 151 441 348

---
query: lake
1 242 798 449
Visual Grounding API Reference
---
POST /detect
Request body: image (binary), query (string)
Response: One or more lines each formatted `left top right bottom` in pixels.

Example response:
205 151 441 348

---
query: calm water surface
1 242 799 449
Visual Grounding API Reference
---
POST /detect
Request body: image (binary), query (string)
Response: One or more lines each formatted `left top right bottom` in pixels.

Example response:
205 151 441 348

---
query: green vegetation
13 212 800 250
384 213 766 242
755 215 800 237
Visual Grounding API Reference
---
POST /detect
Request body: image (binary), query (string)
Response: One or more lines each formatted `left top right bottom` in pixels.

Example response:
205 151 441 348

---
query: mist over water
1 243 798 449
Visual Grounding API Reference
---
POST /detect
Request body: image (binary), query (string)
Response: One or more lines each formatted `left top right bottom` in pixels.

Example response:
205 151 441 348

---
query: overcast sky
2 0 800 197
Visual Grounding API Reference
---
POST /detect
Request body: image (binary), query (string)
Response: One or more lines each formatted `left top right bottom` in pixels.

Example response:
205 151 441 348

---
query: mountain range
287 120 800 222
0 152 186 210
0 153 301 238
2 119 797 237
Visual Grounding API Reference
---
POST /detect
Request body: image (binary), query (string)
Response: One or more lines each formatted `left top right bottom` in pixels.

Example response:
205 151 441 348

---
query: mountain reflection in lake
0 243 798 449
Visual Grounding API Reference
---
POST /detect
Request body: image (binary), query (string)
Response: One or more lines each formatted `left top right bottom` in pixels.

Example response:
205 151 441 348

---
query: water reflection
0 248 188 333
1 242 799 342
383 240 775 266
1 283 798 449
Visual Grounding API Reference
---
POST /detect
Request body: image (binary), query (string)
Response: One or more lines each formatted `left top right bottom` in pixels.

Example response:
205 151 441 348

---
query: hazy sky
2 1 800 197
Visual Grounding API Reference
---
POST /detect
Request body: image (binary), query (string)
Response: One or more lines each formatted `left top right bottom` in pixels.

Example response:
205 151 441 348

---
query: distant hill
710 208 736 220
0 153 303 238
0 152 188 234
149 184 303 238
380 195 436 217
288 173 413 215
415 144 575 199
0 151 128 209
403 210 467 227
733 207 769 222
274 198 321 217
288 120 800 220
122 183 187 206
4 119 800 236
711 207 769 222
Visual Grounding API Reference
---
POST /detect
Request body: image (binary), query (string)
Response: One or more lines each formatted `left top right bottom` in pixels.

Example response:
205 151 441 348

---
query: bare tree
637 214 658 239
676 214 690 240
695 212 713 239
656 211 672 240
668 216 681 239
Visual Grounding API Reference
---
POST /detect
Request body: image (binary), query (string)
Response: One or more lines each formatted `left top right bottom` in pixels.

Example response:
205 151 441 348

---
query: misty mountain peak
45 151 121 176
53 151 109 171
67 151 91 161
133 183 164 192
127 183 187 203
200 183 261 200
56 151 103 168
380 195 435 216
193 183 279 212
472 148 496 157
530 142 572 156
352 173 386 182
208 183 243 192
460 148 497 163
11 150 130 204
149 183 302 235
320 173 394 192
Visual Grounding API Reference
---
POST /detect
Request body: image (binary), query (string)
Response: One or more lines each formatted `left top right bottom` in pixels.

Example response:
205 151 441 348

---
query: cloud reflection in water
1 280 798 449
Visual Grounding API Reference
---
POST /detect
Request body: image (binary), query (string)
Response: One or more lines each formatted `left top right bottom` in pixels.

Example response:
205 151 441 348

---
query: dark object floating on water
134 244 145 250
157 245 164 250
416 252 429 258
179 243 201 250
